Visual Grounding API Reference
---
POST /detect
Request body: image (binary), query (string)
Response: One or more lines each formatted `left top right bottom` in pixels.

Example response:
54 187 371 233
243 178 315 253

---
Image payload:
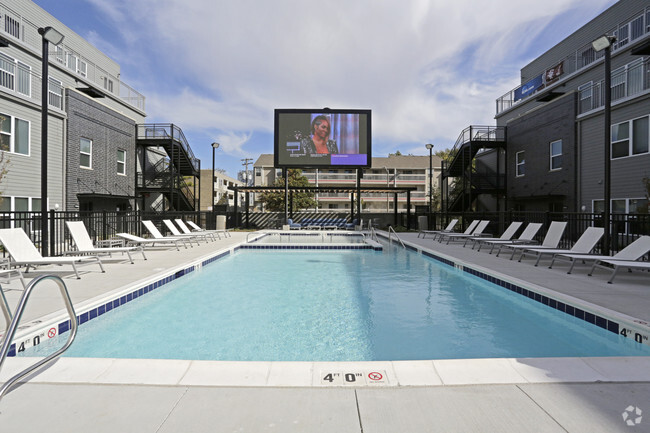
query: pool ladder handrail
368 226 379 242
0 275 78 402
387 226 405 248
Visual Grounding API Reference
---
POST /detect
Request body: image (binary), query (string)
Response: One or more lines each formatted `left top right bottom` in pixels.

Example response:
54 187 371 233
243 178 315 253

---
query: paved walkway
0 229 649 432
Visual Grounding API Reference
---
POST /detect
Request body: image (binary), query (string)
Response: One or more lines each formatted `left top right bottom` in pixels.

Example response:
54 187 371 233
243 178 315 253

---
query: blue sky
34 0 617 178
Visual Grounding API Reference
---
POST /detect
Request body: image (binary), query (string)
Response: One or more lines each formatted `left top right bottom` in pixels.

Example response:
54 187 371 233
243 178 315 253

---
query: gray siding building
495 0 650 214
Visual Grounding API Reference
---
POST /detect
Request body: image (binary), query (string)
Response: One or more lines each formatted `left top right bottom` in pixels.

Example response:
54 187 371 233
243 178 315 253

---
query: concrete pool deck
0 229 649 432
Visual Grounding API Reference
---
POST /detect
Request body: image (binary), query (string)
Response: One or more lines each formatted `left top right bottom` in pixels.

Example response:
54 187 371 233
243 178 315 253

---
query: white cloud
92 0 615 156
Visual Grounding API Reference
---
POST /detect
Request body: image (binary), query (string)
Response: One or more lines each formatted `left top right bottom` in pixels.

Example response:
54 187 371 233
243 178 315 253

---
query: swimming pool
23 242 650 361
251 232 367 244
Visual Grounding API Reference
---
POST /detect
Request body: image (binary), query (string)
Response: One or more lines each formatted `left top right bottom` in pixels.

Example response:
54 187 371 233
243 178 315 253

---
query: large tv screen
274 108 371 168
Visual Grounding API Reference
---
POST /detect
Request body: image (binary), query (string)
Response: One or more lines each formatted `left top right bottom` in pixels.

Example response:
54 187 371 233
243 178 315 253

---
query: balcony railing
577 57 650 115
496 6 650 115
137 124 200 173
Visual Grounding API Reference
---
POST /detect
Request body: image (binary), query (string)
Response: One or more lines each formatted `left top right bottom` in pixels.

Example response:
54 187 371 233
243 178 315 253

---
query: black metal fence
0 210 647 256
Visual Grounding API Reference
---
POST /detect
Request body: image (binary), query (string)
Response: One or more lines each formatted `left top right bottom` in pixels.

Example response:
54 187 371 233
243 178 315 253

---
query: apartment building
199 169 244 211
0 0 146 214
252 154 441 212
495 0 650 214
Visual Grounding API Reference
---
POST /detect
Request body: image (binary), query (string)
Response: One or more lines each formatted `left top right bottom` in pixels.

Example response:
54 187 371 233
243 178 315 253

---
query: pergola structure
230 185 418 229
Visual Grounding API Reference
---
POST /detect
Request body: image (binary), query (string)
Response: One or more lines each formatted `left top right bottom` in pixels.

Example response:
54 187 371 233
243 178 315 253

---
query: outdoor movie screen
274 108 371 168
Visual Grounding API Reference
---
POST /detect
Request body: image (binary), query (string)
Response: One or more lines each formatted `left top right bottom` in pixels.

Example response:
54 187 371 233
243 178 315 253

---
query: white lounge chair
161 220 206 244
419 219 458 239
174 219 218 241
0 228 104 279
549 235 650 279
518 226 605 266
436 220 479 243
143 220 198 247
186 220 231 238
497 221 567 260
65 221 146 264
439 220 490 244
479 222 543 254
116 233 188 251
466 221 522 249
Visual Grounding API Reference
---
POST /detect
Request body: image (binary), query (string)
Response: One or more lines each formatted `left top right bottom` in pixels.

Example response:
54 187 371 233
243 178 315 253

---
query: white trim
515 151 525 177
549 139 562 171
80 137 93 169
611 114 649 160
117 149 126 175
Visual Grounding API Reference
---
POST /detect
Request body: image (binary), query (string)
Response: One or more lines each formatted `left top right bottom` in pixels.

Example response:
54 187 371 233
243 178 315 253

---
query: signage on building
514 74 543 101
545 62 564 84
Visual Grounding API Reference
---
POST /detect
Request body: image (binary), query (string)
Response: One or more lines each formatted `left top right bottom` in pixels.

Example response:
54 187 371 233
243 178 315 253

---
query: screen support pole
284 168 289 224
356 169 362 220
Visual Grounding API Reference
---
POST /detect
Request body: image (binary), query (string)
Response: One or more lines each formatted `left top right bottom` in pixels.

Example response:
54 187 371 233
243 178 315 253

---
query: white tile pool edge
2 356 650 387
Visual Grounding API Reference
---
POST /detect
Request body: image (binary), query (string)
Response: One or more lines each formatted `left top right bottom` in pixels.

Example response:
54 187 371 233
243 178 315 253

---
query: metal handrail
387 226 405 248
368 226 379 242
0 275 78 402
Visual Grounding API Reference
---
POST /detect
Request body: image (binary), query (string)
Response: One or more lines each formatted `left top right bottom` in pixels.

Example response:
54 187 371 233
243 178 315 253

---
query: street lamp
425 144 433 215
38 26 64 256
211 142 220 210
592 34 615 255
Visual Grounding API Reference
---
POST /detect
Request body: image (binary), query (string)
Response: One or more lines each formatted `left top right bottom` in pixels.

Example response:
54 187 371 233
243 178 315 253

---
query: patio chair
185 220 231 238
479 222 543 254
0 228 105 279
435 219 479 243
438 220 489 244
116 233 188 251
344 219 358 231
163 220 212 243
549 235 650 279
517 226 604 266
466 221 522 249
419 219 458 239
142 220 197 247
496 221 567 259
65 221 146 264
174 219 219 240
286 218 302 230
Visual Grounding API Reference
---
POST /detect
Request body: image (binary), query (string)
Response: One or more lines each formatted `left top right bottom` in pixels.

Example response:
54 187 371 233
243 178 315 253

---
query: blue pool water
26 244 650 361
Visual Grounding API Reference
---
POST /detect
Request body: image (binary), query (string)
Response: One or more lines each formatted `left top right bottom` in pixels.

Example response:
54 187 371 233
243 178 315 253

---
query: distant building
252 154 441 212
199 169 244 210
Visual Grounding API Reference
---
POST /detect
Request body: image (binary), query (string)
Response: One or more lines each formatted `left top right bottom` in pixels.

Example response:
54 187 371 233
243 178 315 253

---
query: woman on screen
301 115 339 154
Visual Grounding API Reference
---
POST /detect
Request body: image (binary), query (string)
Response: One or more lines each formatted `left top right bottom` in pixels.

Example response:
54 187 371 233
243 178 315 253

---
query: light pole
211 142 220 210
38 26 64 257
592 34 615 255
425 144 433 216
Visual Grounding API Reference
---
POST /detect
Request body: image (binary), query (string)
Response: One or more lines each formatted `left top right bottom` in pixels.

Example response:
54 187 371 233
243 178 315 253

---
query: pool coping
4 230 650 388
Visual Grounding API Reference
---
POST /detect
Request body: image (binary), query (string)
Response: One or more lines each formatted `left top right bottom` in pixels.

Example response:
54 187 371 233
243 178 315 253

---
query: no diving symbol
368 372 383 381
47 328 57 338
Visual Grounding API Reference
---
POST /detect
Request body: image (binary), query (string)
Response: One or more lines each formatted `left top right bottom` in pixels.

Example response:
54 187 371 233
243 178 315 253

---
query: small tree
258 169 318 212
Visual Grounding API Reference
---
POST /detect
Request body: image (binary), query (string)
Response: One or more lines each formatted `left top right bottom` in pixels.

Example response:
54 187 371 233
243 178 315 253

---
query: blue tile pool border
375 232 649 348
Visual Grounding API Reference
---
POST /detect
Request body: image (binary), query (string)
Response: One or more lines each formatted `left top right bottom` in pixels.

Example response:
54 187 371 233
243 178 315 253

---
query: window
615 23 629 49
255 168 261 176
77 60 87 77
550 140 562 171
48 77 63 109
0 53 15 90
117 149 126 175
16 61 30 97
0 113 29 155
612 115 649 159
578 82 592 112
80 138 92 168
630 14 644 41
610 66 626 100
66 52 77 72
515 151 525 177
54 45 64 64
102 77 113 93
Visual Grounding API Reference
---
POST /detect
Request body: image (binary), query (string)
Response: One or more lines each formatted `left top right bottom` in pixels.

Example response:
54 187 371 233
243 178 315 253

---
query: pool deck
1 229 649 432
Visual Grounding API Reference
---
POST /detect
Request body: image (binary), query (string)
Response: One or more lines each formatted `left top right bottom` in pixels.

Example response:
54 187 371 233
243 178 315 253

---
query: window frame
611 115 650 160
549 140 563 171
0 113 30 156
117 149 126 175
515 151 525 177
80 137 93 169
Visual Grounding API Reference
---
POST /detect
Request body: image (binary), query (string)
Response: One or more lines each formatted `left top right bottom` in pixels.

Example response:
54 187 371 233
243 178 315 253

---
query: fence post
49 210 56 256
102 210 107 241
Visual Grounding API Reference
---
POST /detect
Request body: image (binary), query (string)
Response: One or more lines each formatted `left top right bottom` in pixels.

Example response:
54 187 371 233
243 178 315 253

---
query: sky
34 0 618 178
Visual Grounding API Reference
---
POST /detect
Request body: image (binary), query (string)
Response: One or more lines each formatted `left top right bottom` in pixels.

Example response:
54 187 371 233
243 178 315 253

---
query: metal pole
40 36 49 256
603 45 612 255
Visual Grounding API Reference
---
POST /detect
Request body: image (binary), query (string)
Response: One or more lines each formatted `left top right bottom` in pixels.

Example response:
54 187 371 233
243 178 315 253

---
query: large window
117 149 126 175
16 61 30 97
515 151 525 177
550 140 562 171
612 115 649 159
80 138 92 168
48 77 63 109
0 113 30 155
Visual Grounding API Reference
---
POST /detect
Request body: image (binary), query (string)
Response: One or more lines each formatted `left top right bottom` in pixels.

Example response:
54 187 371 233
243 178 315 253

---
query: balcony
137 124 200 176
496 7 650 115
